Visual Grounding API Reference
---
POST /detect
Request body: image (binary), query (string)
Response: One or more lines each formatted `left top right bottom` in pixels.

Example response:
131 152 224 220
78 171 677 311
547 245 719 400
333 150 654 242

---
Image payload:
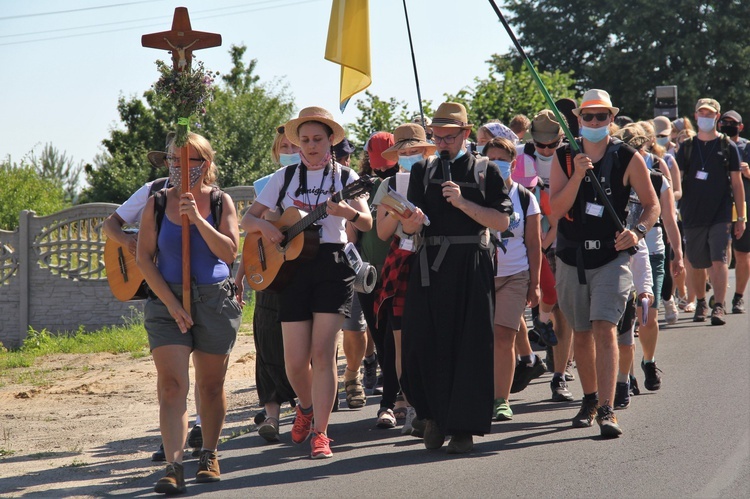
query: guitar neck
284 191 343 241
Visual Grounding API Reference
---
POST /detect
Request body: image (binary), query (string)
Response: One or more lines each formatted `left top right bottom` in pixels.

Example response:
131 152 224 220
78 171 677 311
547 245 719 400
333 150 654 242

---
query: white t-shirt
115 179 168 225
254 163 359 244
496 182 541 277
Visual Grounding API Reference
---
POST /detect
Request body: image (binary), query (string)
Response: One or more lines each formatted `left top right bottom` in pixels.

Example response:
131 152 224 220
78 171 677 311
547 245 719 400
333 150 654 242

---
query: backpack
422 155 490 199
562 138 623 222
679 133 733 183
275 163 351 212
153 187 224 238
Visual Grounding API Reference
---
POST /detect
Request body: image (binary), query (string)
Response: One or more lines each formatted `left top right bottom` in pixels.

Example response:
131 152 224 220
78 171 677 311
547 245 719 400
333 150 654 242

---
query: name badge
399 237 415 252
695 170 708 180
585 202 605 218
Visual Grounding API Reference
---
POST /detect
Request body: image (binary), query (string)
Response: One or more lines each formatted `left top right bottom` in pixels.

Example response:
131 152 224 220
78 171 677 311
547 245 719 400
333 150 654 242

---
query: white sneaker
663 298 679 325
401 406 416 435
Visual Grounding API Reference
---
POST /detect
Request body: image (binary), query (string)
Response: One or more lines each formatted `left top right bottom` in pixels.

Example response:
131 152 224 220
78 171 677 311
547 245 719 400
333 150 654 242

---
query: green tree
0 159 68 230
347 91 433 150
446 55 577 133
28 143 84 204
503 0 750 121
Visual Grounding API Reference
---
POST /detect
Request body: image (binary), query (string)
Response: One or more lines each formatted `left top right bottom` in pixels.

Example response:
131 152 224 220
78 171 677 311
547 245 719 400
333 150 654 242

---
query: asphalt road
113 274 749 498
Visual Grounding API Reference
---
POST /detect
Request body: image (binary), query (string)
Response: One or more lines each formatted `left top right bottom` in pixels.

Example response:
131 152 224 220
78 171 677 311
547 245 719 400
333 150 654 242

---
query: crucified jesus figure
164 38 199 70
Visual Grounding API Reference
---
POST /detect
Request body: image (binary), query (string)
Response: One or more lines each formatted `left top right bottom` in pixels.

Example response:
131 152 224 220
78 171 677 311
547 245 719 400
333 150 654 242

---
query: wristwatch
635 223 648 239
738 216 747 222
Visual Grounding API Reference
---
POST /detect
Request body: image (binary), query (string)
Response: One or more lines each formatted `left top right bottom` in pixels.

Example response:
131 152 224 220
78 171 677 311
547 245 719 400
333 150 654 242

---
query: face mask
374 165 399 179
720 124 739 137
494 160 512 181
535 152 554 163
398 153 422 172
697 117 716 133
453 148 467 161
656 136 670 147
475 143 487 155
169 164 204 190
580 125 609 143
279 152 300 167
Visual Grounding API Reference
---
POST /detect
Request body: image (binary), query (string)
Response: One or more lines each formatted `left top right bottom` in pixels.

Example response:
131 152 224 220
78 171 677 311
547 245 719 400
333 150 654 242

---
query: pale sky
0 0 513 170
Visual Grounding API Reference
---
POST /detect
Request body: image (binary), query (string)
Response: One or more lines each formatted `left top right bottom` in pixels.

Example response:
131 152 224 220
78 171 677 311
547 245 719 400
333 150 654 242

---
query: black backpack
153 187 224 238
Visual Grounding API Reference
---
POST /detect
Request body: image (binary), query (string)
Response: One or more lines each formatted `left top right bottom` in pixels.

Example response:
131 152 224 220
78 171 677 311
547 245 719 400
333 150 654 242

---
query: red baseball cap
366 132 397 169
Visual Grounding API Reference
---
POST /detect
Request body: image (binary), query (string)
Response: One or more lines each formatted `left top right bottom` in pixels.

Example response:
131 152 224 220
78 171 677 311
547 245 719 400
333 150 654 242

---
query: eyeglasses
719 120 739 126
432 131 463 145
534 140 560 150
580 112 611 122
656 134 670 138
166 154 205 166
277 125 285 134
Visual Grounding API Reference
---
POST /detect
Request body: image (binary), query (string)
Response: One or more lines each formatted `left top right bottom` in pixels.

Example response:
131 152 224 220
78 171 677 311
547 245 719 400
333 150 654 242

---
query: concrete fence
0 186 255 349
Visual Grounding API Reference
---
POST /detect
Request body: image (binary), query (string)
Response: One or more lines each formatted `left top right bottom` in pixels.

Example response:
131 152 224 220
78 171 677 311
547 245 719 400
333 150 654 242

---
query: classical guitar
104 229 148 301
242 175 374 292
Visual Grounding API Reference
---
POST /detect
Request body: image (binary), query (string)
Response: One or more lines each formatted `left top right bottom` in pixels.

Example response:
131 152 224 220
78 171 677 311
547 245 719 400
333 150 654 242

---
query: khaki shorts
555 253 632 332
494 271 530 330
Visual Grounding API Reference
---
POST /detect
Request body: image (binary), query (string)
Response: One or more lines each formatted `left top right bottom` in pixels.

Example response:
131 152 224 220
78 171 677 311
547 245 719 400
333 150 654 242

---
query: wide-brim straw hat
284 106 346 146
381 123 437 162
429 102 473 129
146 131 177 168
572 89 620 117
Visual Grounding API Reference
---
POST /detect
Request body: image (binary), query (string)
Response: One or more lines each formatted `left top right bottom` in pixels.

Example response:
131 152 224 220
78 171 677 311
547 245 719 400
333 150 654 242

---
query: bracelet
348 211 360 223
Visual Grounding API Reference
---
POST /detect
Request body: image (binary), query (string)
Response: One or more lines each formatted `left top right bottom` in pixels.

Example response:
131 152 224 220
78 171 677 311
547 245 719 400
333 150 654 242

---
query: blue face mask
494 160 512 181
279 152 300 167
580 125 609 143
398 153 422 172
656 136 670 147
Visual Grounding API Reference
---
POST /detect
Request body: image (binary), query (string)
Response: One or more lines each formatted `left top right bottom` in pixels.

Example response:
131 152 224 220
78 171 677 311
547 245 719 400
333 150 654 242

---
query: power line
0 0 163 21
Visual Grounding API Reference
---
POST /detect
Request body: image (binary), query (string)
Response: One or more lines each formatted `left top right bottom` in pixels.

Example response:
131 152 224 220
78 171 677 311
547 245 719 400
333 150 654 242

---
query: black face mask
373 165 399 179
720 124 739 137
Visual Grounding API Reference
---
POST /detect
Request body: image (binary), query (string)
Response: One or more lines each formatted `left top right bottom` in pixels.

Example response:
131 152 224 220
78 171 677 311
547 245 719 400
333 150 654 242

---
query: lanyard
304 165 330 210
697 138 718 171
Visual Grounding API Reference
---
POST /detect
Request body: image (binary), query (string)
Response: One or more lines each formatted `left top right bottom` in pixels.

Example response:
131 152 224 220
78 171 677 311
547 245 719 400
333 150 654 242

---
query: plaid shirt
374 238 414 327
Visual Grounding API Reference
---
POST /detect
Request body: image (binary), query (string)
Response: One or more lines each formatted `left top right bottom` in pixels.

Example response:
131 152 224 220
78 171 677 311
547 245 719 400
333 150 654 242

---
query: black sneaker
534 318 558 346
373 375 383 395
362 356 378 390
596 405 623 438
151 443 166 462
545 345 554 373
511 356 547 394
188 425 202 457
629 375 641 396
710 304 727 326
693 299 709 322
550 376 574 402
732 296 746 314
571 398 598 428
614 381 630 409
641 360 662 391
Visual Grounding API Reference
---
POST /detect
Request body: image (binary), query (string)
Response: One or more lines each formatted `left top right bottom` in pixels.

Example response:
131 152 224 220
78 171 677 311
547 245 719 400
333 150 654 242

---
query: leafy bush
0 160 69 230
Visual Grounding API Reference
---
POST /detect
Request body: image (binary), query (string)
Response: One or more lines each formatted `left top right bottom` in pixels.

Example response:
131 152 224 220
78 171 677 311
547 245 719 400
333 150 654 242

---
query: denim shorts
648 252 665 309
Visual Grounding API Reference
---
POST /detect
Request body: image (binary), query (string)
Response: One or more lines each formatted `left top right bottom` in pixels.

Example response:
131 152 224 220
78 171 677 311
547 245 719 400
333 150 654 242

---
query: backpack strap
423 155 441 191
153 190 167 240
209 188 224 230
276 164 298 211
518 183 531 231
598 138 622 200
154 188 224 238
149 177 169 196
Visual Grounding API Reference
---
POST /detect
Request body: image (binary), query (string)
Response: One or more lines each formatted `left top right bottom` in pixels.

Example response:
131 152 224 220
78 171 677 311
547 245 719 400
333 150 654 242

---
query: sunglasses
580 112 611 122
534 140 560 150
277 125 285 134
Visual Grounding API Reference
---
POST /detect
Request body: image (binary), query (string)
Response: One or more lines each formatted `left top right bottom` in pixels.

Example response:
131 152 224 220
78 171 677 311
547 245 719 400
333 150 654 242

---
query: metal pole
402 0 425 127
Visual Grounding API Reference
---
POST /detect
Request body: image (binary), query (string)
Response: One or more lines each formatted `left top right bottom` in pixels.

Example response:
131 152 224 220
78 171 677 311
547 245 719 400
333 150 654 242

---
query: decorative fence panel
0 186 255 349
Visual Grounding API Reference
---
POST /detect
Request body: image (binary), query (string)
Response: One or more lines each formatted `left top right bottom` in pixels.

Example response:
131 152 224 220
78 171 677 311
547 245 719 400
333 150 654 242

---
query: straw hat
429 102 473 129
613 124 649 150
284 106 346 146
146 131 177 168
381 123 437 162
572 89 619 117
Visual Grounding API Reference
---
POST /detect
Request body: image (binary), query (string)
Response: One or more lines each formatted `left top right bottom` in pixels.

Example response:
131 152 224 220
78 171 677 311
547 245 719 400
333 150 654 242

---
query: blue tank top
156 214 230 285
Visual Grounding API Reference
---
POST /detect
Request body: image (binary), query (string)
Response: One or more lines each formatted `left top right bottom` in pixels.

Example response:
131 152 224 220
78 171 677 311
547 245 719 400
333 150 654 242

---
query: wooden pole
180 144 191 312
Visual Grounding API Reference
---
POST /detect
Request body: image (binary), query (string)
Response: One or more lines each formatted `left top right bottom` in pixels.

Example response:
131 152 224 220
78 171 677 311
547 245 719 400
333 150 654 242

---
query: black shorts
279 243 355 322
733 222 750 253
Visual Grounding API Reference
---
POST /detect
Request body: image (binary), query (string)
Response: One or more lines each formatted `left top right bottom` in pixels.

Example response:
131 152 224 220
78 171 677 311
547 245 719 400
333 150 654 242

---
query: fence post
18 210 33 345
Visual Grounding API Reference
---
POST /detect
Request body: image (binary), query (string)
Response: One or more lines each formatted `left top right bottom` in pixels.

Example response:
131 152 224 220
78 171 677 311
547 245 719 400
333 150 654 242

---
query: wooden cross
142 8 221 315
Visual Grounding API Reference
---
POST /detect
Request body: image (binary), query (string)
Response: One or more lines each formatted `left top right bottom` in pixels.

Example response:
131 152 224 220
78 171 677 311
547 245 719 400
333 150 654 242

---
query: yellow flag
325 0 371 112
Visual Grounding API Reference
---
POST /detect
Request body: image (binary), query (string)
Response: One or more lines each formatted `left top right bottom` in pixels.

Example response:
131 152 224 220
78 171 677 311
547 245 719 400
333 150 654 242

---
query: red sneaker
310 431 333 459
291 406 314 444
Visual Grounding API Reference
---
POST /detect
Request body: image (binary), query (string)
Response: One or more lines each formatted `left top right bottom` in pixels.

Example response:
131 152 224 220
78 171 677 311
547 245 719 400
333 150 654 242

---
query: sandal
392 407 408 421
345 377 366 409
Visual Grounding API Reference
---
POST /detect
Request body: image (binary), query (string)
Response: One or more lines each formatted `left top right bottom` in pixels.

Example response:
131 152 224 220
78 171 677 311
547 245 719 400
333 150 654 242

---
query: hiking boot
565 360 576 381
492 398 513 421
151 443 166 462
291 406 314 444
732 296 746 314
258 417 280 443
376 408 396 429
423 420 445 449
534 318 558 346
710 304 727 326
693 299 709 322
195 450 220 483
511 356 547 393
550 376 574 402
614 381 630 410
362 356 378 390
629 375 641 396
596 405 623 438
663 298 679 325
401 406 417 435
641 360 662 391
411 417 426 438
571 398 598 428
154 462 186 495
446 433 473 454
310 431 333 459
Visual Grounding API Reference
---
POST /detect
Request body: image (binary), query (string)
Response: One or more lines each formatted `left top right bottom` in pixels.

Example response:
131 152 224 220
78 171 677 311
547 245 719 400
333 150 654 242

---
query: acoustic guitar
242 175 374 292
104 229 148 301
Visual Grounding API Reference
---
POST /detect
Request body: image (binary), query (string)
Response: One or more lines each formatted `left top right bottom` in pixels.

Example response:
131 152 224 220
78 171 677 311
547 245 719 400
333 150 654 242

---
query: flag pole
487 0 635 254
401 0 425 127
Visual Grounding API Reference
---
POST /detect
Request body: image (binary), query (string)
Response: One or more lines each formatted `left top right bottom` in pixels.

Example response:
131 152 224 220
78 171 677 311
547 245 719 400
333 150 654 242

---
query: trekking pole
487 0 636 255
402 0 426 127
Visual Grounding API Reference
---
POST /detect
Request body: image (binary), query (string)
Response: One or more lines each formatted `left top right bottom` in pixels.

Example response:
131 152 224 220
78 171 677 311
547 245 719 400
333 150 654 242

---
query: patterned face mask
169 163 205 189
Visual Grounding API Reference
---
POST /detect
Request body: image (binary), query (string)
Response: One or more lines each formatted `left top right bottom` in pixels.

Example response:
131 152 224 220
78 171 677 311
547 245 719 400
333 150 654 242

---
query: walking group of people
103 89 748 495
